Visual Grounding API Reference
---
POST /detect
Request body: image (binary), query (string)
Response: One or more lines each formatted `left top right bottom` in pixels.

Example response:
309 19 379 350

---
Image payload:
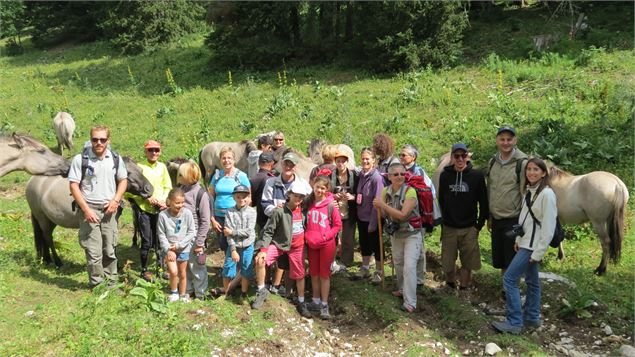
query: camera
505 224 525 239
333 186 345 194
385 220 400 235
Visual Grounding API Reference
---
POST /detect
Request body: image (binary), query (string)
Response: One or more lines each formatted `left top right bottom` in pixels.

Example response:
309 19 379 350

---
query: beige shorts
441 225 482 273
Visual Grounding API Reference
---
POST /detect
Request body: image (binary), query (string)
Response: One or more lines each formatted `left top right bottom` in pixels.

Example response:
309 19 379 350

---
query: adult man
69 125 127 288
438 143 488 290
249 151 277 229
486 126 528 288
260 152 311 294
247 135 273 179
127 140 172 281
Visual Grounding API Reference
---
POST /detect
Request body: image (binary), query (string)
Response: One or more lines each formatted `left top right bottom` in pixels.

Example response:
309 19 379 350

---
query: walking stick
377 209 385 290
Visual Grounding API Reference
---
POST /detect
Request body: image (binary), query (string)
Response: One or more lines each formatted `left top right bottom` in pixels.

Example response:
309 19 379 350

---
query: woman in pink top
305 170 342 320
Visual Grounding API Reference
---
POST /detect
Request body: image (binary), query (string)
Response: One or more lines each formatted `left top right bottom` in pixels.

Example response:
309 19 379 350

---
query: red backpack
401 172 435 230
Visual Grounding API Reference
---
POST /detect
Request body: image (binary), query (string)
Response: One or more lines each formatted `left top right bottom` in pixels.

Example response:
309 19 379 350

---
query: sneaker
320 305 331 320
491 320 522 335
370 271 383 284
251 288 270 310
524 319 542 329
269 284 287 296
141 271 154 282
297 302 312 318
167 293 179 302
180 294 190 303
307 301 322 313
352 268 370 280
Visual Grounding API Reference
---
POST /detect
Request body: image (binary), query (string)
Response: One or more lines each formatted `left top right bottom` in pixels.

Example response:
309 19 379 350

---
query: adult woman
372 133 399 185
373 163 422 312
177 161 211 300
209 147 251 252
331 151 357 273
354 147 384 283
492 158 557 334
398 144 440 285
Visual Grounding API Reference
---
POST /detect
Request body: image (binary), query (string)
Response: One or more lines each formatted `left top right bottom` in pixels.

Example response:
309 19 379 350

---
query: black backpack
80 144 121 183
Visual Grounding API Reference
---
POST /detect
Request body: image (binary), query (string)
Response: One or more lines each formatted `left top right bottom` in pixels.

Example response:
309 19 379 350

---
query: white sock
322 302 328 307
257 285 265 291
312 297 321 305
297 296 305 303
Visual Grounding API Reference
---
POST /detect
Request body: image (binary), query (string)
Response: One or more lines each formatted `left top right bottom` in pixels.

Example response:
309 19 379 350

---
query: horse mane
282 146 308 159
167 157 189 165
548 164 573 178
6 133 49 151
241 139 256 154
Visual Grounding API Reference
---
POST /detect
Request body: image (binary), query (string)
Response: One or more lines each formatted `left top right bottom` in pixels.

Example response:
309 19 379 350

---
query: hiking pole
377 209 385 290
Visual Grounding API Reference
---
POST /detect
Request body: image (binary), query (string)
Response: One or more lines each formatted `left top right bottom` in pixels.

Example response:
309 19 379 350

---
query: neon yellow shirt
126 161 172 214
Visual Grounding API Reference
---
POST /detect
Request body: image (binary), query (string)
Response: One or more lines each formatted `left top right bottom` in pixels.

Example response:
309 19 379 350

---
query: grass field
0 3 633 355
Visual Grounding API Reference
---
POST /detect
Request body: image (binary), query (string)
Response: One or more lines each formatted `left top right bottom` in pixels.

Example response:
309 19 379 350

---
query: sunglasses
274 138 284 141
147 148 160 153
91 137 108 144
175 219 182 233
453 153 468 159
391 172 406 177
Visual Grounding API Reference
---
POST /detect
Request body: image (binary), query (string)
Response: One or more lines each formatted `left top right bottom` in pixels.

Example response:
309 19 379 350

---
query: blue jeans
503 248 541 327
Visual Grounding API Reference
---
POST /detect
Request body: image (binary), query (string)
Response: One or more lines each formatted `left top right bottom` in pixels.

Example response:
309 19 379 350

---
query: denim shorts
176 251 190 262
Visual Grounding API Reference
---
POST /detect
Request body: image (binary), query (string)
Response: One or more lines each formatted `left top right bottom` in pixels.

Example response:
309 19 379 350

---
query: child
222 185 257 303
251 181 312 317
305 171 342 319
157 188 196 302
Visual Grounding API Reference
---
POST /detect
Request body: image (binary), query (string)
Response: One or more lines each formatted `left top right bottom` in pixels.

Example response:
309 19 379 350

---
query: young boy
251 181 312 317
222 185 257 303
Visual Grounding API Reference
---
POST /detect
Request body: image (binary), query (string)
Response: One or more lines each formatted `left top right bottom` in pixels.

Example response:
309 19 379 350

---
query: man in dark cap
250 152 277 229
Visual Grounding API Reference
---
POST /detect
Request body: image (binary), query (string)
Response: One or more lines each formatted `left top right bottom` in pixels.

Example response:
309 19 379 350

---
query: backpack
212 168 242 186
487 157 527 184
80 143 121 183
194 184 214 228
397 172 435 231
525 192 565 248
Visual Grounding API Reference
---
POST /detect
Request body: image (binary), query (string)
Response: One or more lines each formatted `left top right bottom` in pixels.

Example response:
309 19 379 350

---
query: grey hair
401 144 419 159
387 163 406 173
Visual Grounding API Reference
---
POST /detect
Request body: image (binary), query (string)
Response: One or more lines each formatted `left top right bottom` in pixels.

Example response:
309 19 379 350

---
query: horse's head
0 133 70 177
166 157 189 187
123 157 154 199
307 138 326 165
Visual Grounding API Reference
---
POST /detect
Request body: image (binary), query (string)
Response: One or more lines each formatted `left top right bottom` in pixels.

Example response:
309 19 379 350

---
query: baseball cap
258 152 275 164
232 184 250 194
144 140 161 149
282 152 300 165
497 126 516 136
288 181 311 196
334 151 349 161
451 143 468 153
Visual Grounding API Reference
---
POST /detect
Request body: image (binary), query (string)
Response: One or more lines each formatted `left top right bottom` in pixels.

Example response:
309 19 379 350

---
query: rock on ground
485 343 502 355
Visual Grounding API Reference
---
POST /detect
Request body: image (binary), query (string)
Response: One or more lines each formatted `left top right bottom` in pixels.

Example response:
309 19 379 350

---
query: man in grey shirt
69 125 128 288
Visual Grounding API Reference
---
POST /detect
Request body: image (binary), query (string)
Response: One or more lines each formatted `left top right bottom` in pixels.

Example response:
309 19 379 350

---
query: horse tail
198 148 208 188
608 182 627 263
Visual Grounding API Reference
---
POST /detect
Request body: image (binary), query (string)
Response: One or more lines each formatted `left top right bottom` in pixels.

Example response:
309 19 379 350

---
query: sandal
391 290 403 298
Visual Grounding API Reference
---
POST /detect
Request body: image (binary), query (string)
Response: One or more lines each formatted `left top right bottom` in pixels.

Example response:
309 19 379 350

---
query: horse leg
31 214 50 264
42 222 62 268
591 220 609 275
557 242 565 260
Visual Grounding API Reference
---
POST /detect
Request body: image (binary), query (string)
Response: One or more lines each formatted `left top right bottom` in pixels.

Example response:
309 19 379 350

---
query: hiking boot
167 292 179 302
491 320 522 335
307 301 322 313
297 302 312 318
251 288 269 310
141 271 154 282
320 305 331 320
351 268 370 280
370 271 383 284
269 284 287 297
524 319 542 329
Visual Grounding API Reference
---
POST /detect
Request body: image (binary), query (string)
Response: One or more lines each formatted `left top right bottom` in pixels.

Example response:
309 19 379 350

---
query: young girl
222 185 257 304
305 171 342 319
157 188 196 302
492 158 557 334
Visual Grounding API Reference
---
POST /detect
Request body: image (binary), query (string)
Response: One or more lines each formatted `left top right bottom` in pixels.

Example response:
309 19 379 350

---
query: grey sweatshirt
224 205 257 250
157 208 196 254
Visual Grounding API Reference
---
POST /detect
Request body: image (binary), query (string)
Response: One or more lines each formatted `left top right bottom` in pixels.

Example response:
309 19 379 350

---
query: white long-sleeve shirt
516 185 557 261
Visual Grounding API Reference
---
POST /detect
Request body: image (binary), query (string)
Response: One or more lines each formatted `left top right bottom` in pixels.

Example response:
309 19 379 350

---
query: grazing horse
306 138 357 170
52 112 75 156
198 140 256 185
548 165 629 275
0 133 70 177
26 157 153 267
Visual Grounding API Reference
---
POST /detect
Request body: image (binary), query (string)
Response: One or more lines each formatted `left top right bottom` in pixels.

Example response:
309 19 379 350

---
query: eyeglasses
175 219 182 233
399 153 411 158
147 148 160 153
91 137 108 144
391 172 406 177
453 153 468 159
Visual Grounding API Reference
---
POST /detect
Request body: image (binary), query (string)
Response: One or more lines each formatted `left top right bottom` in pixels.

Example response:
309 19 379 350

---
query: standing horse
198 140 256 185
52 112 75 156
26 157 153 267
549 165 629 275
0 133 70 177
306 138 357 170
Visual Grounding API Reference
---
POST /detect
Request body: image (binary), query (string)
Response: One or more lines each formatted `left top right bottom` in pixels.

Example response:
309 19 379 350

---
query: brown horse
548 165 629 275
26 157 153 267
0 133 70 177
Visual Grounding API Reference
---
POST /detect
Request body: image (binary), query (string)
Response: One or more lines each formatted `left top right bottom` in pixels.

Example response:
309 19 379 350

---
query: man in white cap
252 181 312 317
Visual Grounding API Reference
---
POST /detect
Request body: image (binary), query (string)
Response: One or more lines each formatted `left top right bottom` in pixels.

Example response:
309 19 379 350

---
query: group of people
68 126 558 332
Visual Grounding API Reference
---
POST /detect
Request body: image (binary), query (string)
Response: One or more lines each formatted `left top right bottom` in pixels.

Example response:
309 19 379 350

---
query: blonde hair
219 146 235 160
90 125 111 139
321 144 338 164
177 161 201 185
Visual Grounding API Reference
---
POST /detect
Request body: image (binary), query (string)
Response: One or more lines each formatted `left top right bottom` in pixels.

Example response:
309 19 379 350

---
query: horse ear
12 133 27 149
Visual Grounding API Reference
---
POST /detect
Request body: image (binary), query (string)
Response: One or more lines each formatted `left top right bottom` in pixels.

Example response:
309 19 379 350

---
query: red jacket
305 193 343 249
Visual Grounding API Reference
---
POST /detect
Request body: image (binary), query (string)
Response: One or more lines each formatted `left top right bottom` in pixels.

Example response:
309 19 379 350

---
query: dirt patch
0 185 25 200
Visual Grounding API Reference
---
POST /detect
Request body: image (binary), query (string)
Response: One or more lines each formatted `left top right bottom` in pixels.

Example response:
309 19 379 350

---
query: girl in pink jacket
305 170 342 320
